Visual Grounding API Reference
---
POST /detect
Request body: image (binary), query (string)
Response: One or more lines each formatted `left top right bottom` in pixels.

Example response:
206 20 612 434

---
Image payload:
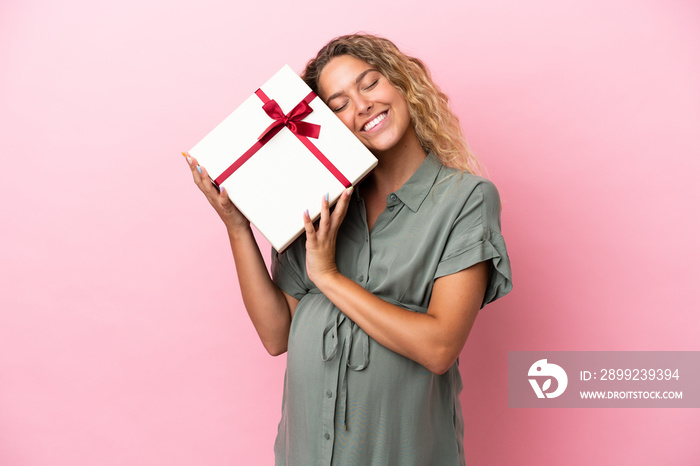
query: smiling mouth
361 111 387 132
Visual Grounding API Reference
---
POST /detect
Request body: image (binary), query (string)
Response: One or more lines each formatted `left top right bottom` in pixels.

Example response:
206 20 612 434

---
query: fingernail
196 165 202 174
324 192 329 202
346 187 354 195
305 209 309 217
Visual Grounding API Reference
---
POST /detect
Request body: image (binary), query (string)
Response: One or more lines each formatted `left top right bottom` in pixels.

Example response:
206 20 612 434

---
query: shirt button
357 275 364 282
389 194 397 201
324 433 331 440
326 390 333 398
388 206 394 212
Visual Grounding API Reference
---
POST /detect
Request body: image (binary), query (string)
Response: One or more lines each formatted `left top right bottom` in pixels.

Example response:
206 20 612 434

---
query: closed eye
332 101 349 113
363 79 378 91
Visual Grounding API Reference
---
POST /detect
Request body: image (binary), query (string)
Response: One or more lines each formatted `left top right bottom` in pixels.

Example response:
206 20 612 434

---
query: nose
355 95 373 115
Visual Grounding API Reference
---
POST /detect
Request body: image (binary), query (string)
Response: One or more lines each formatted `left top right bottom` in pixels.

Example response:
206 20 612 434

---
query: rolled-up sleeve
434 179 513 307
271 243 309 300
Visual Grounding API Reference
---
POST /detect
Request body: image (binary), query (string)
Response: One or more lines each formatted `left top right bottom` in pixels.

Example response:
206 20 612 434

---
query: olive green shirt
271 152 512 466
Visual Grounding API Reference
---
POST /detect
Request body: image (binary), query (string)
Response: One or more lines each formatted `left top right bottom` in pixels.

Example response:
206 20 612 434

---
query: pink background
1 0 698 464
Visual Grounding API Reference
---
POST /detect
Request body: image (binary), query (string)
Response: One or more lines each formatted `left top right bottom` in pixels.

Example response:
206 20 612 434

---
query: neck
365 128 427 193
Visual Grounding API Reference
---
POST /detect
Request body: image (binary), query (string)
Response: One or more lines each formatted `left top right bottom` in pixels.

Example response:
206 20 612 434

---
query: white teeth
362 112 386 131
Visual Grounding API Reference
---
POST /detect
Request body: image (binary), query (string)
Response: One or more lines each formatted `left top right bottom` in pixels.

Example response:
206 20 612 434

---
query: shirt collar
393 152 443 212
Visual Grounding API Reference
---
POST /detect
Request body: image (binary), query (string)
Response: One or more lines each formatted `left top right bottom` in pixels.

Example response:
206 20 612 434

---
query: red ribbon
258 98 320 141
214 89 351 188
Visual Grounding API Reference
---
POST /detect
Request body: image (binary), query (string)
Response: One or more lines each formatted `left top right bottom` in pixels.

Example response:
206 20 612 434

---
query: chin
373 137 406 154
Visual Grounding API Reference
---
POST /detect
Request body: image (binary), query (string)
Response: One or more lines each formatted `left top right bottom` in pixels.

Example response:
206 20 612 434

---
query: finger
197 165 220 195
319 192 331 234
186 154 205 186
184 152 200 174
181 151 194 167
190 165 204 191
218 185 230 203
196 163 222 196
302 208 317 244
330 187 353 230
190 161 204 187
217 186 235 209
197 164 217 198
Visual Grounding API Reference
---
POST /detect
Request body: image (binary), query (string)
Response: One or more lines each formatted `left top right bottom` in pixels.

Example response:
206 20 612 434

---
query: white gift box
189 65 378 252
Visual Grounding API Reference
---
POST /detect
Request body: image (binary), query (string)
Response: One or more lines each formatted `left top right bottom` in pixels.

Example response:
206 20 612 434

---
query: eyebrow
325 68 379 105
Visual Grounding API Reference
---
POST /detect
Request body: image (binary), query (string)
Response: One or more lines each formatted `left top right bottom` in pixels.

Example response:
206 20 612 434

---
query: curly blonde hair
302 33 482 174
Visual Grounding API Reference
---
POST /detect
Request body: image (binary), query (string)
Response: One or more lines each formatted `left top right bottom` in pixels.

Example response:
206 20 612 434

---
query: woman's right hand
183 151 250 233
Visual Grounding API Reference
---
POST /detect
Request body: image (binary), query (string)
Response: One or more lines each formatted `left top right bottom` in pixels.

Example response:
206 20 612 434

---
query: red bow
213 89 349 189
258 99 321 142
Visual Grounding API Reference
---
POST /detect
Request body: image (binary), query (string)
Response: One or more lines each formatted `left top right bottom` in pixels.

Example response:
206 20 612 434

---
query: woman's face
317 55 412 155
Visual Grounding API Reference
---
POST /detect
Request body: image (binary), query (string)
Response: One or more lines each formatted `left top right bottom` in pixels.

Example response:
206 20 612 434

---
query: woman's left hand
302 187 354 287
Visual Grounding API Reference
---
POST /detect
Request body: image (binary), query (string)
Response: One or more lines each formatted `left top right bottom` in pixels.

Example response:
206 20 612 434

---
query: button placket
320 313 342 465
358 233 370 288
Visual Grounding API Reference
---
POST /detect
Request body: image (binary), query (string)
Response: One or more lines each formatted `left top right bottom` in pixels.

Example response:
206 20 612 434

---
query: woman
185 34 512 466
